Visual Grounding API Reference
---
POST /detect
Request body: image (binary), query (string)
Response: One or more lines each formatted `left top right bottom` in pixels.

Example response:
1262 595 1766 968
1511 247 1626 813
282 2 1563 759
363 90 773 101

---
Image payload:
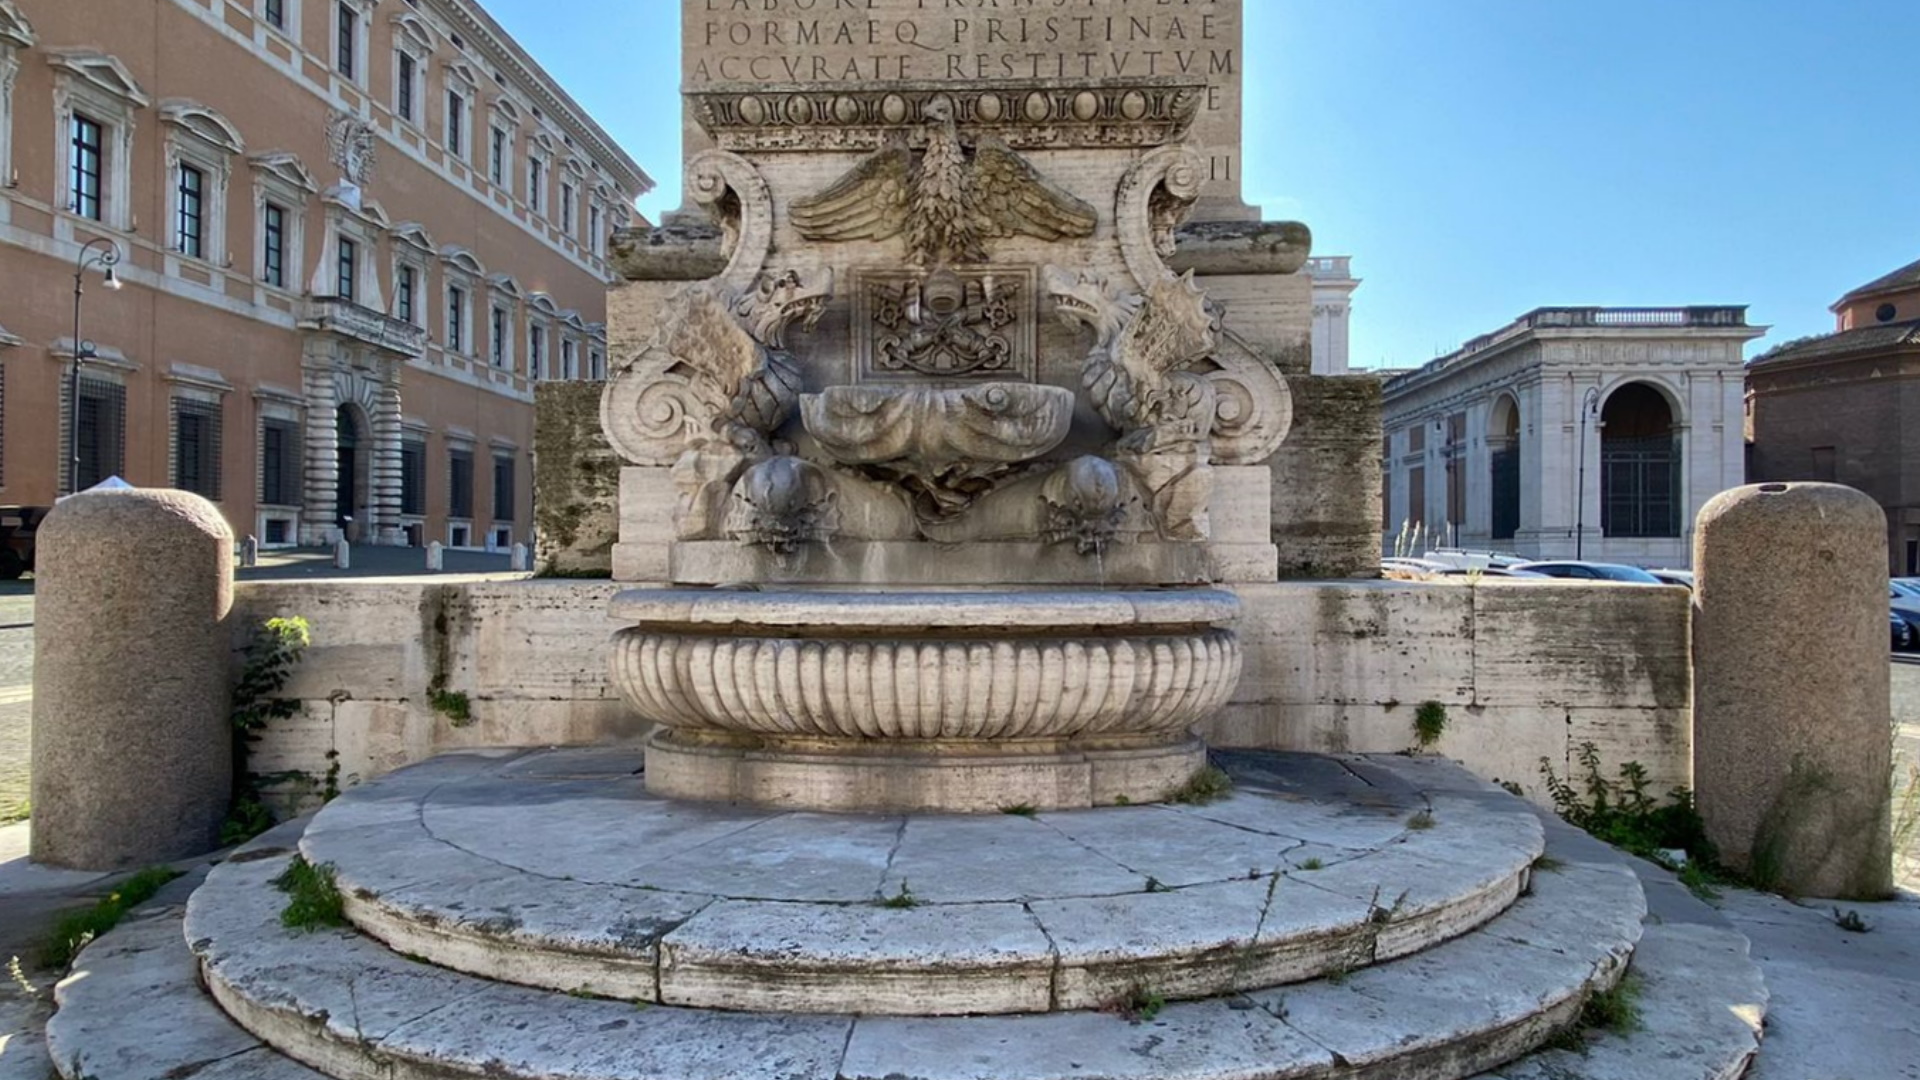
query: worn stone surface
533 381 619 576
1268 374 1384 578
31 489 234 870
288 749 1539 1016
1213 581 1693 806
232 580 644 815
1694 482 1894 899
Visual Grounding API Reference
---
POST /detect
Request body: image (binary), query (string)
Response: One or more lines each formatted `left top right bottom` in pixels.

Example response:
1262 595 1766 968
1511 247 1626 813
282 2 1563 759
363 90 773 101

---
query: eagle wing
667 289 764 413
790 143 913 243
971 138 1100 241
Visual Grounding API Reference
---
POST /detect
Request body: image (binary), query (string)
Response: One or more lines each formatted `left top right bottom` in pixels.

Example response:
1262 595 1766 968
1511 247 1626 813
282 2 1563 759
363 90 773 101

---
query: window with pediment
251 152 316 292
48 49 149 230
391 11 432 126
0 2 33 189
161 101 243 265
439 246 485 356
389 221 435 327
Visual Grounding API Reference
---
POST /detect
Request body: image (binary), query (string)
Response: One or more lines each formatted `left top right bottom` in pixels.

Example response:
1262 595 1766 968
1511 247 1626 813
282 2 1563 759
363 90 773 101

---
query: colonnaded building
1380 306 1761 568
1748 257 1920 575
0 0 650 552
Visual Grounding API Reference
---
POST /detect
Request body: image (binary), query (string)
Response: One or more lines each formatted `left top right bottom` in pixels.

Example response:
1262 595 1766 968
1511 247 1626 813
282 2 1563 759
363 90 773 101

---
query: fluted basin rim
609 588 1240 631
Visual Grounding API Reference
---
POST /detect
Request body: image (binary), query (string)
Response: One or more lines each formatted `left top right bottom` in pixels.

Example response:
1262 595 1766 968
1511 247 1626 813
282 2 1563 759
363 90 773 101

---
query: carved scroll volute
601 287 730 467
686 149 773 295
1117 145 1205 292
1208 331 1293 465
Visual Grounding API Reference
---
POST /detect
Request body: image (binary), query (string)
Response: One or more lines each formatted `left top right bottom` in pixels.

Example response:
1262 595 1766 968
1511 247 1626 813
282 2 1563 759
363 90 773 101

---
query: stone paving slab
298 748 1544 1015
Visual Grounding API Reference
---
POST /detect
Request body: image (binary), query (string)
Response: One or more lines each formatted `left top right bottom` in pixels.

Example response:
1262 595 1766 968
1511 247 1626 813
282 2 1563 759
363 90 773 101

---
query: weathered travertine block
31 489 234 869
1269 375 1384 579
1693 482 1893 899
533 381 618 576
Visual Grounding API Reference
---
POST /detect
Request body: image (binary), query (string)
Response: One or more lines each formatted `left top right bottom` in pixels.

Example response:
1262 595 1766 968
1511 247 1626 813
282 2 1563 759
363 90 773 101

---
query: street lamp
1574 386 1601 560
67 237 122 496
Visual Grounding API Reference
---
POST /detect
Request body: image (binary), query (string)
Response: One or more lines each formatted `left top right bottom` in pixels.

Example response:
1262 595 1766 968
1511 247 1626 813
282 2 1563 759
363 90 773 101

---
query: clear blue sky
488 0 1919 368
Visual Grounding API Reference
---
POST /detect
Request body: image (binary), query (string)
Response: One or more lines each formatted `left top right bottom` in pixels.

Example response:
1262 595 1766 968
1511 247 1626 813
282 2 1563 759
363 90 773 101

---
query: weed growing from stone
1413 701 1448 750
1299 857 1325 871
1531 854 1566 873
1831 907 1871 933
1497 779 1526 797
1144 876 1172 893
1166 766 1233 806
274 857 347 932
1406 810 1435 831
429 686 474 727
1544 973 1644 1054
1111 794 1131 806
1541 743 1726 900
878 881 918 909
42 866 183 969
1104 983 1166 1023
1000 803 1037 817
226 616 312 845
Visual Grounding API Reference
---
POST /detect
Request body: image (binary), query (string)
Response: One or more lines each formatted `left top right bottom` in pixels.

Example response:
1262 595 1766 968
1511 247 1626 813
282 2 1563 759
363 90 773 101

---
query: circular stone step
297 748 1543 1016
182 806 1644 1080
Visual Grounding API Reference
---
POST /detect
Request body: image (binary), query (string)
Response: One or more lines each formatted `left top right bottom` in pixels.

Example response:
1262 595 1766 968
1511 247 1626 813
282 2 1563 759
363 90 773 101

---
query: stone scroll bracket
685 149 773 295
1118 145 1206 293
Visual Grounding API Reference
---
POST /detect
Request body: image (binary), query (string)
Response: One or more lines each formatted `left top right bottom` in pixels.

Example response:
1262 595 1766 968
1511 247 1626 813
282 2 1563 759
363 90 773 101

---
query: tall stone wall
233 577 1690 813
1270 375 1384 578
533 381 619 576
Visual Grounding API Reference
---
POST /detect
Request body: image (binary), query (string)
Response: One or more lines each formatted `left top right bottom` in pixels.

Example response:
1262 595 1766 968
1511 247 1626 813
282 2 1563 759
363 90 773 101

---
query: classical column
370 372 405 546
300 342 340 546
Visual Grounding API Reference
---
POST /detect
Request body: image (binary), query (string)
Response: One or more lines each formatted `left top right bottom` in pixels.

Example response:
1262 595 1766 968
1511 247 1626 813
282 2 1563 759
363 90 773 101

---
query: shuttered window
173 398 223 500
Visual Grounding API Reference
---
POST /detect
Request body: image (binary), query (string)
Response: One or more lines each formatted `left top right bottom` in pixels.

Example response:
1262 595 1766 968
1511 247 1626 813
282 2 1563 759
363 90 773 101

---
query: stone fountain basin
609 588 1242 744
800 382 1075 468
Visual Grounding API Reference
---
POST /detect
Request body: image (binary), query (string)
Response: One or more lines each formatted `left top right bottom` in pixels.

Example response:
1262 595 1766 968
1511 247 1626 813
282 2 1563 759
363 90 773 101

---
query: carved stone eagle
790 97 1098 266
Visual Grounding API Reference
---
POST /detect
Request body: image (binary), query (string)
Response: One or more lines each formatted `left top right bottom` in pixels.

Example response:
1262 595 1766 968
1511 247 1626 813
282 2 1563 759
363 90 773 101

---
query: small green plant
42 867 184 969
429 684 474 727
1831 907 1871 934
1541 744 1724 900
220 797 275 847
1413 701 1448 749
878 881 918 909
1111 795 1131 806
1144 876 1172 893
1407 809 1435 831
1532 854 1566 873
1000 803 1037 817
1496 779 1525 797
1299 857 1325 871
0 798 28 826
1104 983 1165 1023
231 617 312 734
274 857 347 932
1544 973 1644 1053
1166 765 1233 806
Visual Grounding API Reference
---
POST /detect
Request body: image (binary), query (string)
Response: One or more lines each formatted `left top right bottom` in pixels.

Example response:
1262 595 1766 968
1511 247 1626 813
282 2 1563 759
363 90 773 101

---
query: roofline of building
1749 321 1920 371
430 0 654 199
1381 306 1759 400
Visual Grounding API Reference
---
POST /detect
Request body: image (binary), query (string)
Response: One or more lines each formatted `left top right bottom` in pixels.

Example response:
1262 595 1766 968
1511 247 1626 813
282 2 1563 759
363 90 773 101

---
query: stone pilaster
299 342 340 546
370 373 405 545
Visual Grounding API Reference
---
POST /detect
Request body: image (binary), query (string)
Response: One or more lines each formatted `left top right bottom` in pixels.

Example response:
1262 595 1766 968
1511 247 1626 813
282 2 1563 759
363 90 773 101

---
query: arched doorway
335 404 371 540
1599 383 1680 539
1488 394 1521 541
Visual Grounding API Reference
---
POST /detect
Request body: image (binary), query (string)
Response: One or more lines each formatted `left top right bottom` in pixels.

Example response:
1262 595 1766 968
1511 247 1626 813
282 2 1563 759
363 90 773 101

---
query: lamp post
67 237 123 496
1574 386 1601 560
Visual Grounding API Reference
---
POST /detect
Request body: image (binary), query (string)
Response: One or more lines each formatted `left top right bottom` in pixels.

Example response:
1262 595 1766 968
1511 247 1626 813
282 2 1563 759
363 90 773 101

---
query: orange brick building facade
0 0 649 553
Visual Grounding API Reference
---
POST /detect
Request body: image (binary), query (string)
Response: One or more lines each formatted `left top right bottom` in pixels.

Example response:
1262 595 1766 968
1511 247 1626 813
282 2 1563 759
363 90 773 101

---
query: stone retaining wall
235 578 1691 812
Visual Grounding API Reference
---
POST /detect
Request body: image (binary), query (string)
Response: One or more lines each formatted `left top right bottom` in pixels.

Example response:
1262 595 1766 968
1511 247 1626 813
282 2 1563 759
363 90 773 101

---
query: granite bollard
31 488 235 869
1693 482 1893 899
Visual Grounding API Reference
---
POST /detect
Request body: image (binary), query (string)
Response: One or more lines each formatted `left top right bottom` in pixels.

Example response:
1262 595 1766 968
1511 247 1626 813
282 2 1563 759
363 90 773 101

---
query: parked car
1894 609 1918 652
1381 558 1453 575
1893 578 1920 600
1419 549 1532 571
1647 569 1694 589
1508 561 1665 584
1437 567 1546 578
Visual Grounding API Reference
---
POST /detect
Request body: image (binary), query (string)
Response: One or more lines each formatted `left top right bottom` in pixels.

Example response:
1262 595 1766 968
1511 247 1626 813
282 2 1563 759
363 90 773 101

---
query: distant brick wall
1268 375 1383 578
533 382 620 576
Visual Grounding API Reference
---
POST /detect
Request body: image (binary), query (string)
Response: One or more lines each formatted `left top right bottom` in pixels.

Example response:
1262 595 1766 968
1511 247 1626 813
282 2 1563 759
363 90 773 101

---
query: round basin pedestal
610 589 1242 813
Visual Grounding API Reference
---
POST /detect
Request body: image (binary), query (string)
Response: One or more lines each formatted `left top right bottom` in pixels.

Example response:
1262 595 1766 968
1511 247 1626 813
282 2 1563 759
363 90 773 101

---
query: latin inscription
684 0 1246 205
